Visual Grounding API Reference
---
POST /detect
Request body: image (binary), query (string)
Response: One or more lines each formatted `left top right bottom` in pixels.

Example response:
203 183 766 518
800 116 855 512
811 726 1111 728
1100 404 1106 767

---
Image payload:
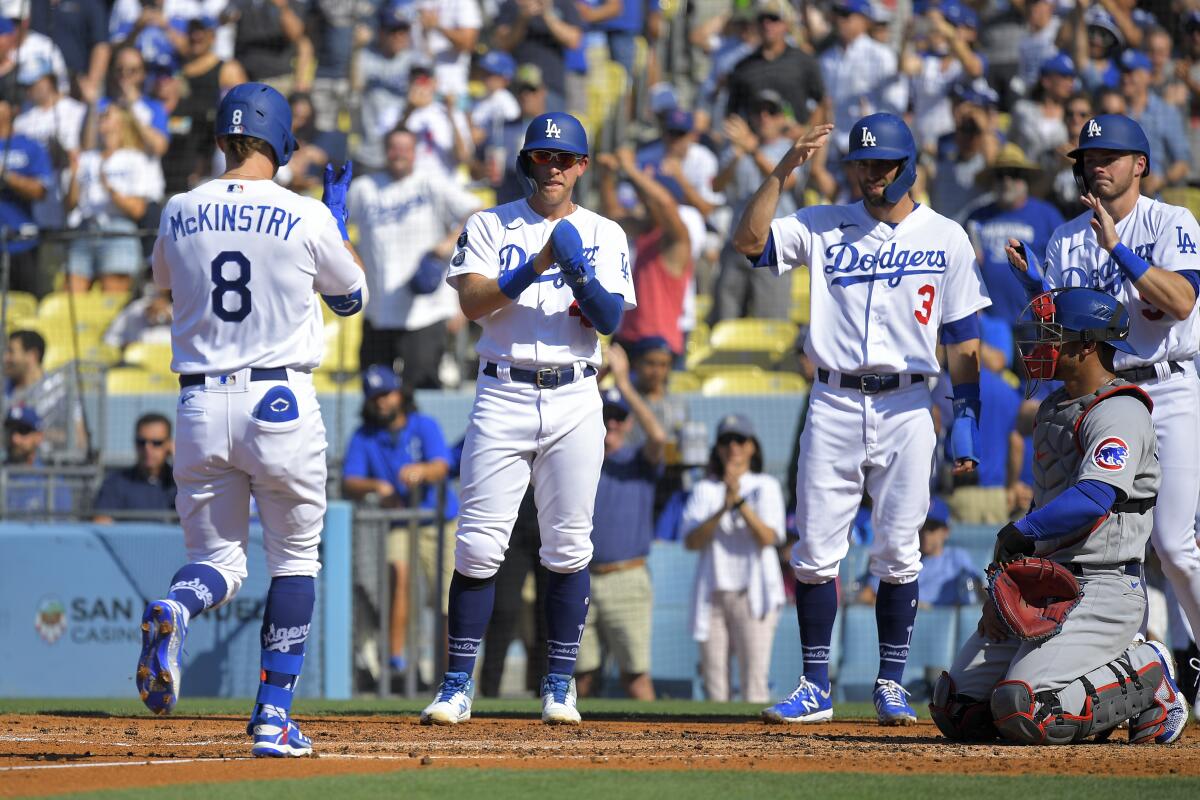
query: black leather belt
1116 361 1183 383
1066 561 1142 578
816 368 924 395
483 362 596 389
1114 495 1157 514
179 367 289 388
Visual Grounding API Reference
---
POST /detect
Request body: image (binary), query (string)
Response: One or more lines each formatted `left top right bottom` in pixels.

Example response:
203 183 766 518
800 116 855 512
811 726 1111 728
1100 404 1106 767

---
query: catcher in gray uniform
931 287 1190 745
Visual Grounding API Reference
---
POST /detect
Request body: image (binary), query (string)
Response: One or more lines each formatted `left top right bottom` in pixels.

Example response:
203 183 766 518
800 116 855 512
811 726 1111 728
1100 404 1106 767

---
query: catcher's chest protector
1031 380 1158 564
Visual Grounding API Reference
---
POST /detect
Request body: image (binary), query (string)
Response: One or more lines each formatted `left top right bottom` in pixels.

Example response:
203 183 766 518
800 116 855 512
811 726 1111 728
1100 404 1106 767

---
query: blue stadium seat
647 542 700 699
838 543 872 594
950 524 997 548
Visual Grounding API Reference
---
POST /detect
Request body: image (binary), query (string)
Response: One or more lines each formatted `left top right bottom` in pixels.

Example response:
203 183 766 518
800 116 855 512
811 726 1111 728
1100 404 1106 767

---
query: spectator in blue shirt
3 405 72 517
1119 48 1191 195
0 96 52 296
93 412 176 523
575 344 667 701
857 499 981 607
965 143 1064 325
341 365 458 676
29 0 110 96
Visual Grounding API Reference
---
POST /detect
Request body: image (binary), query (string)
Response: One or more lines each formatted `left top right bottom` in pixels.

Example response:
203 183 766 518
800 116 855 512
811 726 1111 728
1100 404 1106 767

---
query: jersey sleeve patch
1091 437 1130 471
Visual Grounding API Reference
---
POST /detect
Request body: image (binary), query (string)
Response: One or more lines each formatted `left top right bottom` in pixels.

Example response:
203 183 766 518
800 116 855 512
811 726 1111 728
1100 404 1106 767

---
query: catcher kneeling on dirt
930 287 1189 745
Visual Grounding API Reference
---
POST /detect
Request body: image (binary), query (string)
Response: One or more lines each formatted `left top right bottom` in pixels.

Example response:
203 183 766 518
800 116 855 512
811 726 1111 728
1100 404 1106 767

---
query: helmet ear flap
883 157 917 204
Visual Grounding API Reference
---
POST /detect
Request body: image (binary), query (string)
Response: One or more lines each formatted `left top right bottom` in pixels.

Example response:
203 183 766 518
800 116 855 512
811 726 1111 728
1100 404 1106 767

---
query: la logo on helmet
1086 119 1102 138
861 127 877 147
545 119 562 139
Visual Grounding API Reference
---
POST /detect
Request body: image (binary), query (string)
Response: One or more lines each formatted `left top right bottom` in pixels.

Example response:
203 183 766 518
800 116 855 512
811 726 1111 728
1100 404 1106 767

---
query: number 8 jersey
764 201 989 374
152 178 367 374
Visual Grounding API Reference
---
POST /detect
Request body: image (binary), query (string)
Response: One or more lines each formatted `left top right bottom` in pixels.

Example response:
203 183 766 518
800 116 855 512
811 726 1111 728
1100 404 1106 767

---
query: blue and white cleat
249 706 313 757
762 677 833 723
873 678 918 726
540 673 581 725
135 599 187 714
1131 640 1190 744
420 671 474 725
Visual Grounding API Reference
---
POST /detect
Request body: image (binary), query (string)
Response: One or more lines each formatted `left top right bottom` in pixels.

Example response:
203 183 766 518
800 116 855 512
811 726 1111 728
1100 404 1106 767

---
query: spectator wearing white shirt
1015 0 1061 93
683 414 786 704
820 0 907 157
904 3 986 153
4 16 70 96
347 128 481 389
410 0 481 100
353 3 422 173
13 60 85 231
1009 52 1074 174
469 50 520 148
399 65 472 179
64 103 163 293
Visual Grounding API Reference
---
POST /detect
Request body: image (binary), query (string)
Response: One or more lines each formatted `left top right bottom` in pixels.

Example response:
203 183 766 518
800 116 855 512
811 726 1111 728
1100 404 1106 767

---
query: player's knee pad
992 680 1085 745
454 529 505 579
929 671 998 742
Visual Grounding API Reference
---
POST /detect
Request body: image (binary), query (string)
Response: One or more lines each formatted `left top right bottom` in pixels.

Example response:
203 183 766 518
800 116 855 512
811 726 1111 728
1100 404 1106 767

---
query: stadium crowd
3 0 1200 699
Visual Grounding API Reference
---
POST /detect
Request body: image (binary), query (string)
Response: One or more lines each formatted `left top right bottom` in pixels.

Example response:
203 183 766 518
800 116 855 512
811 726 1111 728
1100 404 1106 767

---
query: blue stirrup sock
875 578 919 685
255 575 315 716
166 563 229 622
447 571 497 675
545 568 590 676
795 580 838 691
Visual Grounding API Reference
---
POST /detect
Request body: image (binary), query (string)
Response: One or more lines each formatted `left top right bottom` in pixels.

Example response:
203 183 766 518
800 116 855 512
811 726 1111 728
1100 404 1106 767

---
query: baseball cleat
135 599 187 714
249 706 313 757
762 676 833 723
540 673 581 725
874 679 918 726
1130 640 1189 744
420 671 473 725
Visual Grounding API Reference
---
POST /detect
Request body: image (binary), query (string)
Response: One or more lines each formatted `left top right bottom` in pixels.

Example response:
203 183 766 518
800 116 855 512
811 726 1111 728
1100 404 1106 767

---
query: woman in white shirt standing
683 414 786 703
64 103 164 293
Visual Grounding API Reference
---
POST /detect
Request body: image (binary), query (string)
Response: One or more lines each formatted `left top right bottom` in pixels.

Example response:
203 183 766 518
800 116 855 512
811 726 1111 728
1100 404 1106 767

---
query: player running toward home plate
135 83 368 757
419 111 634 726
732 113 989 725
1006 115 1200 697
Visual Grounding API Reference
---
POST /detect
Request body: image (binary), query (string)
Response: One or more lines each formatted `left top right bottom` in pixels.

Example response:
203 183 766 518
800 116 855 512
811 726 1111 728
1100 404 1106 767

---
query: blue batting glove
323 161 353 239
549 219 592 287
950 383 981 467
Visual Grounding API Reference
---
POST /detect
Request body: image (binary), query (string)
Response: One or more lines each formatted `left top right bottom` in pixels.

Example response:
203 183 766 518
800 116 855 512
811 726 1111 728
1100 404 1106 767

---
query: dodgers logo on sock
263 622 310 652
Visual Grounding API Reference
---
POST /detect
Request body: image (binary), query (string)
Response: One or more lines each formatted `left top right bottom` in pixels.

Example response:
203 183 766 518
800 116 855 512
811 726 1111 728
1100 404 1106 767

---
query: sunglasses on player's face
527 150 582 169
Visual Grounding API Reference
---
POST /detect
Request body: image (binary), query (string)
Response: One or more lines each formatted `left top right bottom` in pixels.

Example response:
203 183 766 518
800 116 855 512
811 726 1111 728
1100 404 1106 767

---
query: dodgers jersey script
1044 194 1200 368
767 201 990 373
447 198 636 365
151 179 366 373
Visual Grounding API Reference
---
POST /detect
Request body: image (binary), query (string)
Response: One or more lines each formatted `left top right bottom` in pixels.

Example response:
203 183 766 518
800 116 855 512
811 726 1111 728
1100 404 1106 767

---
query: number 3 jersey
151 178 367 374
764 201 989 375
1043 194 1200 369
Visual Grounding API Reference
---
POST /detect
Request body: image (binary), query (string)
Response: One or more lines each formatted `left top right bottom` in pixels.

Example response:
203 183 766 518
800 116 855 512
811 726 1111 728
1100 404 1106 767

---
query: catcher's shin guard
992 654 1162 745
929 671 998 741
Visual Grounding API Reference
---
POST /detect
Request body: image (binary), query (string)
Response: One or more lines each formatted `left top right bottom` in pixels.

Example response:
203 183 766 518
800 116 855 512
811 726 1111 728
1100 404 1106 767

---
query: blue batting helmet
1067 114 1150 193
216 83 297 167
843 113 917 204
516 112 588 194
1016 287 1136 385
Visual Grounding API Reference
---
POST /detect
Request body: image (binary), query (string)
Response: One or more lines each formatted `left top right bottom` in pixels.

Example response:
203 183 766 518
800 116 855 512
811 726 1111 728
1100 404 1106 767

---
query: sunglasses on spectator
756 104 783 116
718 434 750 446
758 13 783 23
603 409 629 424
528 150 582 169
136 437 168 448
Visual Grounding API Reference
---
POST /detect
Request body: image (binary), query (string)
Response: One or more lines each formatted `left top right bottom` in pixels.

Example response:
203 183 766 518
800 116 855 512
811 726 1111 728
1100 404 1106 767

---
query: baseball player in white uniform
134 83 368 758
1006 114 1200 670
733 114 989 725
420 112 634 726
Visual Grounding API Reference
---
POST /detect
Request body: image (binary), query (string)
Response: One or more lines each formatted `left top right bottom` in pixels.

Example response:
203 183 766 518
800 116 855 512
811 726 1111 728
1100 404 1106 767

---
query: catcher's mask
1015 287 1136 396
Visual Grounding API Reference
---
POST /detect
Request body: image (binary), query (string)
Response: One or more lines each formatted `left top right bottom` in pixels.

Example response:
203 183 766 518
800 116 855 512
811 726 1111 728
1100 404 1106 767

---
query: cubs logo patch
1092 437 1129 471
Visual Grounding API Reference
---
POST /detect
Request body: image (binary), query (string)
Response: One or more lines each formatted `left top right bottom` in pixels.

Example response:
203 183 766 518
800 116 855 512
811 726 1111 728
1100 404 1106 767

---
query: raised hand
323 161 353 238
1080 193 1119 251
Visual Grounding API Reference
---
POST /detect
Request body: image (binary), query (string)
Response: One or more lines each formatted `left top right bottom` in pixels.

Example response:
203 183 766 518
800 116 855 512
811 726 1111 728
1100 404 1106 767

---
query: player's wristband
1111 243 1150 282
498 259 539 299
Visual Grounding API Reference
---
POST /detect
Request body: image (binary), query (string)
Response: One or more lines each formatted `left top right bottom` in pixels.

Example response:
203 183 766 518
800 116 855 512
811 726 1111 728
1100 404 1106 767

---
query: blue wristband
498 259 539 299
1111 243 1150 282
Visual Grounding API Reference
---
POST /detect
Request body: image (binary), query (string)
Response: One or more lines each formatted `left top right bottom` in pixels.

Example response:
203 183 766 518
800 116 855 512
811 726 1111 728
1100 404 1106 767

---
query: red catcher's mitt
986 558 1082 642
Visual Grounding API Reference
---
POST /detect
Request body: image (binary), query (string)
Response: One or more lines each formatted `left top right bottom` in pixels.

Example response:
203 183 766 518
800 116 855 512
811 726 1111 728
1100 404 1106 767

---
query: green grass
30 770 1200 800
0 696 882 721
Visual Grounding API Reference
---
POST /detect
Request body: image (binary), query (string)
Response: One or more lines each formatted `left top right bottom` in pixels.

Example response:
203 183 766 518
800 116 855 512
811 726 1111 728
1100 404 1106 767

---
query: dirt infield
2 713 1198 797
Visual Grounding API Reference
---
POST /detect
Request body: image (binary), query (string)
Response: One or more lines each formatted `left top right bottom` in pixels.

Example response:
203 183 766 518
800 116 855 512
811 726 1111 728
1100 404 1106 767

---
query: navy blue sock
447 571 496 675
875 579 919 684
545 569 590 676
259 575 315 694
166 563 228 619
795 580 838 691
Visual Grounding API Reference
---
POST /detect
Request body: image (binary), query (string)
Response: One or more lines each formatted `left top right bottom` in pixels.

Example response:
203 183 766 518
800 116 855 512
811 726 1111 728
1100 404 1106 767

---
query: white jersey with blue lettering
152 178 367 374
447 198 635 368
1044 194 1200 369
767 201 990 375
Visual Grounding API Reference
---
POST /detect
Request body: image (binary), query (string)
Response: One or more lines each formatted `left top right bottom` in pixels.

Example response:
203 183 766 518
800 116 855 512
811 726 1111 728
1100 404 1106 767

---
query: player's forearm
1131 266 1197 321
945 339 982 385
732 166 788 256
456 272 521 320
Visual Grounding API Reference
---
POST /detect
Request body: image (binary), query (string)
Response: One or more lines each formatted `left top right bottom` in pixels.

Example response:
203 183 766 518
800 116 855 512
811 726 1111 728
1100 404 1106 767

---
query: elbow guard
322 288 364 317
